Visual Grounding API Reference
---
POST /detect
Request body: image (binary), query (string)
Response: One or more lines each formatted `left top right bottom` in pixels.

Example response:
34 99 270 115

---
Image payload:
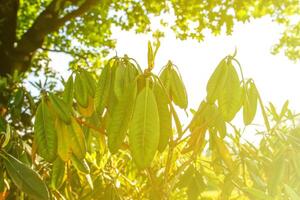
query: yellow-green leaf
218 62 242 121
81 70 96 97
159 63 172 96
63 75 74 107
107 80 137 153
284 184 300 200
268 153 285 195
241 187 270 200
74 72 88 108
243 82 258 125
34 99 57 162
51 157 65 190
129 83 160 169
154 82 172 152
49 93 71 124
170 67 188 109
213 135 234 171
55 119 72 161
67 117 87 159
71 154 90 174
206 59 228 103
1 153 50 200
114 60 126 100
95 63 112 115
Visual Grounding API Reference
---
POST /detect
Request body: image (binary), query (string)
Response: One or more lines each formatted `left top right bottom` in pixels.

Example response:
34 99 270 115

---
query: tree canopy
0 1 300 199
0 0 299 77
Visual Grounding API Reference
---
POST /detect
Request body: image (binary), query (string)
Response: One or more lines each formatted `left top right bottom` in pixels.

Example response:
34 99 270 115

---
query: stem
256 89 271 132
164 144 174 184
232 57 245 83
166 153 196 196
75 117 105 135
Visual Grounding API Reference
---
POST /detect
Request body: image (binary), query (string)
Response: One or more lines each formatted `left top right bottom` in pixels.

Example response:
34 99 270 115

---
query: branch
12 0 99 74
39 47 90 66
56 0 98 27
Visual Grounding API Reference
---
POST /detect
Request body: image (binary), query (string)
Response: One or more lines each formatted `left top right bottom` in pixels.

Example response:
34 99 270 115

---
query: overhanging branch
10 0 99 74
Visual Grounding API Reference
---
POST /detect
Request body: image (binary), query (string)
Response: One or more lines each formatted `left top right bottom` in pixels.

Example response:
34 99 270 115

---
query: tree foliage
0 42 300 199
0 0 299 77
0 0 300 199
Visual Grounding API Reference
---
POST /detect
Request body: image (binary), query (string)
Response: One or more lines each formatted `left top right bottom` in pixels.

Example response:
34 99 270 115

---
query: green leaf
176 166 194 188
218 61 242 121
171 105 183 137
95 63 112 115
159 64 172 96
78 96 94 117
268 153 286 195
71 154 90 174
241 187 270 200
187 177 203 200
279 100 289 119
106 60 119 113
51 157 65 190
34 99 57 162
81 70 96 97
154 82 172 152
213 134 234 171
170 67 188 109
1 124 11 148
114 60 126 100
63 75 74 107
206 59 228 103
75 72 89 108
1 153 50 200
67 117 87 159
55 119 72 161
49 93 71 124
257 91 271 131
114 60 138 101
269 102 280 121
284 184 300 200
107 80 137 153
14 88 24 107
129 82 160 169
248 171 266 190
243 81 258 125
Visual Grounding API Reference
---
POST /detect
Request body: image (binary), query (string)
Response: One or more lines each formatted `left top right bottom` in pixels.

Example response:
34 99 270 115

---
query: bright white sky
50 17 300 140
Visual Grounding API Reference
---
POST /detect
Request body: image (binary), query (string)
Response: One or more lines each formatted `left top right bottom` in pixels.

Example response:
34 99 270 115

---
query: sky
50 16 300 141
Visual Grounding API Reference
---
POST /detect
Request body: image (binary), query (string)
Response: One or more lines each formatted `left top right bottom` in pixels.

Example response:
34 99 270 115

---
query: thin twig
75 117 105 135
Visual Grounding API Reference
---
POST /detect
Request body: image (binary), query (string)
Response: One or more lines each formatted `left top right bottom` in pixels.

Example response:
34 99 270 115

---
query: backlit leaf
51 157 65 190
129 82 160 169
34 99 57 162
1 153 50 200
63 75 74 107
95 62 112 115
107 80 137 153
67 117 87 159
154 81 172 152
243 81 258 125
75 72 89 108
170 67 188 109
206 59 228 103
218 61 242 121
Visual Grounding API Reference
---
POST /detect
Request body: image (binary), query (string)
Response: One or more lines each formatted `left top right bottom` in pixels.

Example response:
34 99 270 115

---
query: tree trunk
0 0 19 76
0 0 98 77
